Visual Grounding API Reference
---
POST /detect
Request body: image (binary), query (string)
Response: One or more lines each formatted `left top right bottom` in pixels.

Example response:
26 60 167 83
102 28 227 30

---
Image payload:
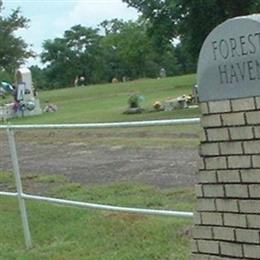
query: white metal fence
0 118 200 249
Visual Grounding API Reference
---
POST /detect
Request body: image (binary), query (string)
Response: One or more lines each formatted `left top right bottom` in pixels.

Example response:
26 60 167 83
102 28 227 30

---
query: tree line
32 19 194 89
1 1 260 89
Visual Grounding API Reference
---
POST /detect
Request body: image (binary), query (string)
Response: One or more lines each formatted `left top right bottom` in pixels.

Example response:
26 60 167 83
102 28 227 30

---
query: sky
2 0 139 66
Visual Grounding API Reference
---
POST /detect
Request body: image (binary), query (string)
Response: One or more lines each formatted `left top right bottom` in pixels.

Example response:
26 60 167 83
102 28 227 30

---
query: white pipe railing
0 118 200 249
22 193 194 218
0 118 200 130
0 191 194 218
0 191 18 197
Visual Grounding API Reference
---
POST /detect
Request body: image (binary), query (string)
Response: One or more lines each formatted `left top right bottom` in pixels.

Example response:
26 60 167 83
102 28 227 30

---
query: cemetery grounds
0 75 199 259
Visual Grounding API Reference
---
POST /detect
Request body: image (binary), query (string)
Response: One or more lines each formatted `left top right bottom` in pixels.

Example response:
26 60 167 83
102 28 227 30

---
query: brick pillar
191 97 260 259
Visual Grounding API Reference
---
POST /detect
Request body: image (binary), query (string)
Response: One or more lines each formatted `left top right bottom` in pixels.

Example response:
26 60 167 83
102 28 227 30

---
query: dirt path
1 141 199 188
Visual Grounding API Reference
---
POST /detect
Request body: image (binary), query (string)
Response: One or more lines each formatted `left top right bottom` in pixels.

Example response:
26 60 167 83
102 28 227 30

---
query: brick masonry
191 96 260 259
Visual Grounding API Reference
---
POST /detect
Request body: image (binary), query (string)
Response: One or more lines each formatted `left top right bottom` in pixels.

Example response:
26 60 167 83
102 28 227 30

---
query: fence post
6 127 32 249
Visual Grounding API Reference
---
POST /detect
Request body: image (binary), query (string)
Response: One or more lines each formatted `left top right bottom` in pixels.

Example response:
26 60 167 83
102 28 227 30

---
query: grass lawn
1 74 200 148
0 172 195 260
3 74 198 125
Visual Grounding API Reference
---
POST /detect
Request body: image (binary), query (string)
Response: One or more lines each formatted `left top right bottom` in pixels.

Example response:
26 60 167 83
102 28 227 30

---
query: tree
41 19 182 88
123 0 260 62
41 25 103 87
176 0 260 62
30 65 48 90
100 19 125 36
114 21 155 78
100 19 178 79
0 7 33 73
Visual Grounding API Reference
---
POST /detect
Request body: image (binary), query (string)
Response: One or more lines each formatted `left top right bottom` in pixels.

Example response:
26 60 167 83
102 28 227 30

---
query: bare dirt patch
1 140 199 189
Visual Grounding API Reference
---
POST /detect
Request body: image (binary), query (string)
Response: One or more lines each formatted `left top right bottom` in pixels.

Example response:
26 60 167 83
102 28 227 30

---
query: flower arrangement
128 94 140 108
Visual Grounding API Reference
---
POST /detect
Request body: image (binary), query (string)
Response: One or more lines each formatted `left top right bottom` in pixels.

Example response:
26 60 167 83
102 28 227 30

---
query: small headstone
159 68 166 78
112 78 119 84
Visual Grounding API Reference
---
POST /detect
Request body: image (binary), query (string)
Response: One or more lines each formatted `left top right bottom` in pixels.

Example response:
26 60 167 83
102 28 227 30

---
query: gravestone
192 14 260 259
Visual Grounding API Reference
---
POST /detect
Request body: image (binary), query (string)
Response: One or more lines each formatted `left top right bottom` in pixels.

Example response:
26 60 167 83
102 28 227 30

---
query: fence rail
0 118 200 249
0 118 200 130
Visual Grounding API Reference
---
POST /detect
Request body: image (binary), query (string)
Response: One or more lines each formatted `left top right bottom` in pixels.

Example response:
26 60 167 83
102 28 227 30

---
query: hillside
9 74 198 124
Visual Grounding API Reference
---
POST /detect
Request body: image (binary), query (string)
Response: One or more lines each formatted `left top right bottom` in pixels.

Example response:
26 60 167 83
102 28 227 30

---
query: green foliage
0 7 33 73
100 19 181 79
30 65 48 90
123 0 260 62
2 0 260 89
40 19 183 89
0 69 12 82
41 25 103 88
35 0 260 89
128 94 140 108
